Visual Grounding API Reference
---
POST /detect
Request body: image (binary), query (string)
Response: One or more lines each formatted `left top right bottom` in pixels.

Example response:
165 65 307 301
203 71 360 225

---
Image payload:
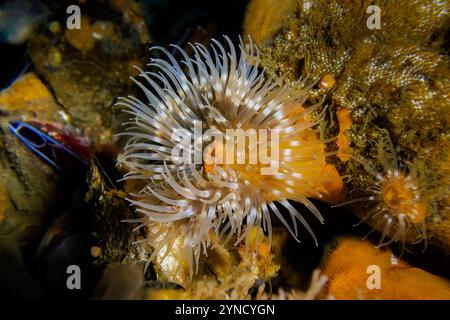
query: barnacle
117 36 338 277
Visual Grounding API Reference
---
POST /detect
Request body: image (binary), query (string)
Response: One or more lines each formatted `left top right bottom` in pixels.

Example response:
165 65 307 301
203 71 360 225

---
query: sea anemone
337 135 428 253
117 36 334 277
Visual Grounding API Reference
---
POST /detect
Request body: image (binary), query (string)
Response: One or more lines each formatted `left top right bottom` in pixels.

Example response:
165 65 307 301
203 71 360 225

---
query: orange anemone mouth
382 173 426 224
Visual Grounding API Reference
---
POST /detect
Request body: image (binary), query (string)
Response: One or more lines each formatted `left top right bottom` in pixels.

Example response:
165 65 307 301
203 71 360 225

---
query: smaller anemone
337 134 428 253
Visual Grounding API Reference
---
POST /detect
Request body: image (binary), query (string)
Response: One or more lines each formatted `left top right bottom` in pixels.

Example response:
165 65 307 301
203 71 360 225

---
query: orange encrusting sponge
321 237 450 299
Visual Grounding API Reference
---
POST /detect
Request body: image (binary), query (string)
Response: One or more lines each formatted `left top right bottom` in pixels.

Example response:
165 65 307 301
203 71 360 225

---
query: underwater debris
116 36 341 277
